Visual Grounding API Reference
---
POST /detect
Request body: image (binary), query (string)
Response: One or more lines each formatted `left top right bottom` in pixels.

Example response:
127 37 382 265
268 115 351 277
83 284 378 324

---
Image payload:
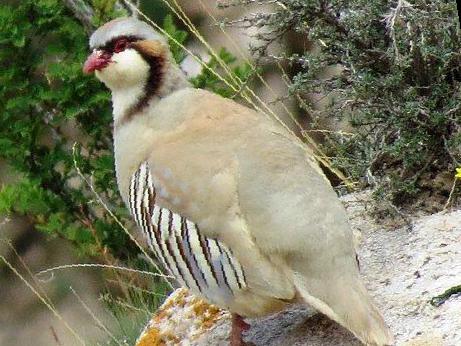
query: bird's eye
114 39 128 53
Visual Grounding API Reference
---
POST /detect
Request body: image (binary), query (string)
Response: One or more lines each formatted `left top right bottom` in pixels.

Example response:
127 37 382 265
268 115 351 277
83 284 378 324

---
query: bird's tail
289 257 394 346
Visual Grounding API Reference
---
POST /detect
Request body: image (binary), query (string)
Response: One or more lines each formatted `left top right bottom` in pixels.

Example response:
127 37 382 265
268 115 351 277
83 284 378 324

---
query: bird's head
84 17 189 123
84 17 172 91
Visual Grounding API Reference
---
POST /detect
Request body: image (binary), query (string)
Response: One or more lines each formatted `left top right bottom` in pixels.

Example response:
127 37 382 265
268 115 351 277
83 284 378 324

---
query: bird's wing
128 158 296 307
128 162 249 303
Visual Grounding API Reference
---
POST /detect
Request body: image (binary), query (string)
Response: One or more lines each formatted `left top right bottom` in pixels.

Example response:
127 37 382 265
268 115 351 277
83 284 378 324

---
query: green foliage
0 179 59 216
0 0 136 257
191 48 253 98
163 14 188 63
249 0 461 207
92 0 125 26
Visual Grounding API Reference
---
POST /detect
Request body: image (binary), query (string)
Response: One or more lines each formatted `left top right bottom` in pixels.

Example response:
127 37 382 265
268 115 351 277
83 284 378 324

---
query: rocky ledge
136 193 461 345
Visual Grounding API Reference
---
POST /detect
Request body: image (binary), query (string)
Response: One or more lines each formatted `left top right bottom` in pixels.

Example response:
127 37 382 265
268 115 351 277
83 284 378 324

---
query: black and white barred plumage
129 162 247 305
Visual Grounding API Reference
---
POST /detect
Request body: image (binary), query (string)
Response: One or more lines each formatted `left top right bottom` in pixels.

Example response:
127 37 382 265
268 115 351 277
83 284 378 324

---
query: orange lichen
136 288 228 345
163 332 180 343
153 308 171 323
203 310 224 329
191 299 223 330
136 327 165 346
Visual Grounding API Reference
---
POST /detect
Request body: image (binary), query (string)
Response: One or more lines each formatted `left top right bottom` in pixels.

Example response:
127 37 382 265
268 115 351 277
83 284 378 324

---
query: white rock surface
137 193 461 346
345 193 461 346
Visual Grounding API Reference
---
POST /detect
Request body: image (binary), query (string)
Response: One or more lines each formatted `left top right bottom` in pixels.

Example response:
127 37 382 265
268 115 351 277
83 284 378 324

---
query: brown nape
124 40 166 122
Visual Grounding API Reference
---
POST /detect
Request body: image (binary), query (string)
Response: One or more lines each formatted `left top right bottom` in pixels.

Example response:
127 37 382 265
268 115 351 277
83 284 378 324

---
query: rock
136 288 230 346
136 192 461 345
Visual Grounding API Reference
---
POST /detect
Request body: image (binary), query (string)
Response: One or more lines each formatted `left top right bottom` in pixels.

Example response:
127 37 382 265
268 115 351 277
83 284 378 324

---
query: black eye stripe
100 35 141 53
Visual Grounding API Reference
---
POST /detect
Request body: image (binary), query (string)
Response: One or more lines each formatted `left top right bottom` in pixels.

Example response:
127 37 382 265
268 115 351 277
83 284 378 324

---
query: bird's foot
230 313 250 346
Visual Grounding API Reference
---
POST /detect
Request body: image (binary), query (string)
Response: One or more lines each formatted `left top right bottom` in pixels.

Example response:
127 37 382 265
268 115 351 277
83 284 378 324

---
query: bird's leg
230 313 250 346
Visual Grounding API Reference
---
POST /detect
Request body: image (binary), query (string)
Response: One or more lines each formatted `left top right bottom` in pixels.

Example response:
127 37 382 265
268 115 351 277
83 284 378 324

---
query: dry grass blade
36 263 174 281
69 286 122 346
106 278 168 298
1 239 57 309
110 298 152 315
0 254 86 345
71 143 174 289
443 178 458 210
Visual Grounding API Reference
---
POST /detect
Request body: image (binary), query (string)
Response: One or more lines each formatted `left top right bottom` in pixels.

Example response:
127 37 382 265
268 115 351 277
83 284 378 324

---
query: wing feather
129 162 248 304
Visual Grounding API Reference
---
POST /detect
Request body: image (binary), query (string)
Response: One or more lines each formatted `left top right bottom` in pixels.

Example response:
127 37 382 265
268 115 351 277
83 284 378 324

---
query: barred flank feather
129 162 247 302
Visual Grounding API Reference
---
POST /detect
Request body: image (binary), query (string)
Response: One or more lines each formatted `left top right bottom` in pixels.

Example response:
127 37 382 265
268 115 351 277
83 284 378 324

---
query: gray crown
89 17 166 49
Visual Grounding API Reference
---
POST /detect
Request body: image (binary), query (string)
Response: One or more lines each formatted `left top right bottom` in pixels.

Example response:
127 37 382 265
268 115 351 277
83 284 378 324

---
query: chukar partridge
83 17 394 346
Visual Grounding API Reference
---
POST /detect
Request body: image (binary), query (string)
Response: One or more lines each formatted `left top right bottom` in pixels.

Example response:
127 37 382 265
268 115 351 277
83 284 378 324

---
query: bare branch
383 0 413 61
119 0 142 18
217 0 280 8
62 0 95 33
63 0 141 33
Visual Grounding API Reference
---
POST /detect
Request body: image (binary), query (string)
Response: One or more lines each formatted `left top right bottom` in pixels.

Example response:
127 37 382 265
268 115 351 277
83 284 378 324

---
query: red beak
83 50 111 74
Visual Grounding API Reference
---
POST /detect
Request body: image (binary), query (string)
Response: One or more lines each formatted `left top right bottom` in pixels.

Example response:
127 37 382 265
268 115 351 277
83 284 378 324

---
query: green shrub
231 0 461 209
0 0 252 292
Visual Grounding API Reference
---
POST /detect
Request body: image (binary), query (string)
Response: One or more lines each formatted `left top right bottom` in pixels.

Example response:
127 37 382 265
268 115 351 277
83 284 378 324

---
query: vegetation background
0 0 459 345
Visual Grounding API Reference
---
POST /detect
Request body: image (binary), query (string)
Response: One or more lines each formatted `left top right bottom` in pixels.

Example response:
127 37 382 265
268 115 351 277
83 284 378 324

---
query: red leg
230 313 250 346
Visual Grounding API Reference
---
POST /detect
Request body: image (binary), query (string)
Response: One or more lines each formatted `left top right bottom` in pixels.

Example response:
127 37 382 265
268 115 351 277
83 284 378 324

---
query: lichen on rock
136 288 230 346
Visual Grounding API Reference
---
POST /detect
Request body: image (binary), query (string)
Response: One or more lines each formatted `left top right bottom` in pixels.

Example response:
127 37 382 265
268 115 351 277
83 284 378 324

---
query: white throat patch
95 49 149 90
95 48 150 122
